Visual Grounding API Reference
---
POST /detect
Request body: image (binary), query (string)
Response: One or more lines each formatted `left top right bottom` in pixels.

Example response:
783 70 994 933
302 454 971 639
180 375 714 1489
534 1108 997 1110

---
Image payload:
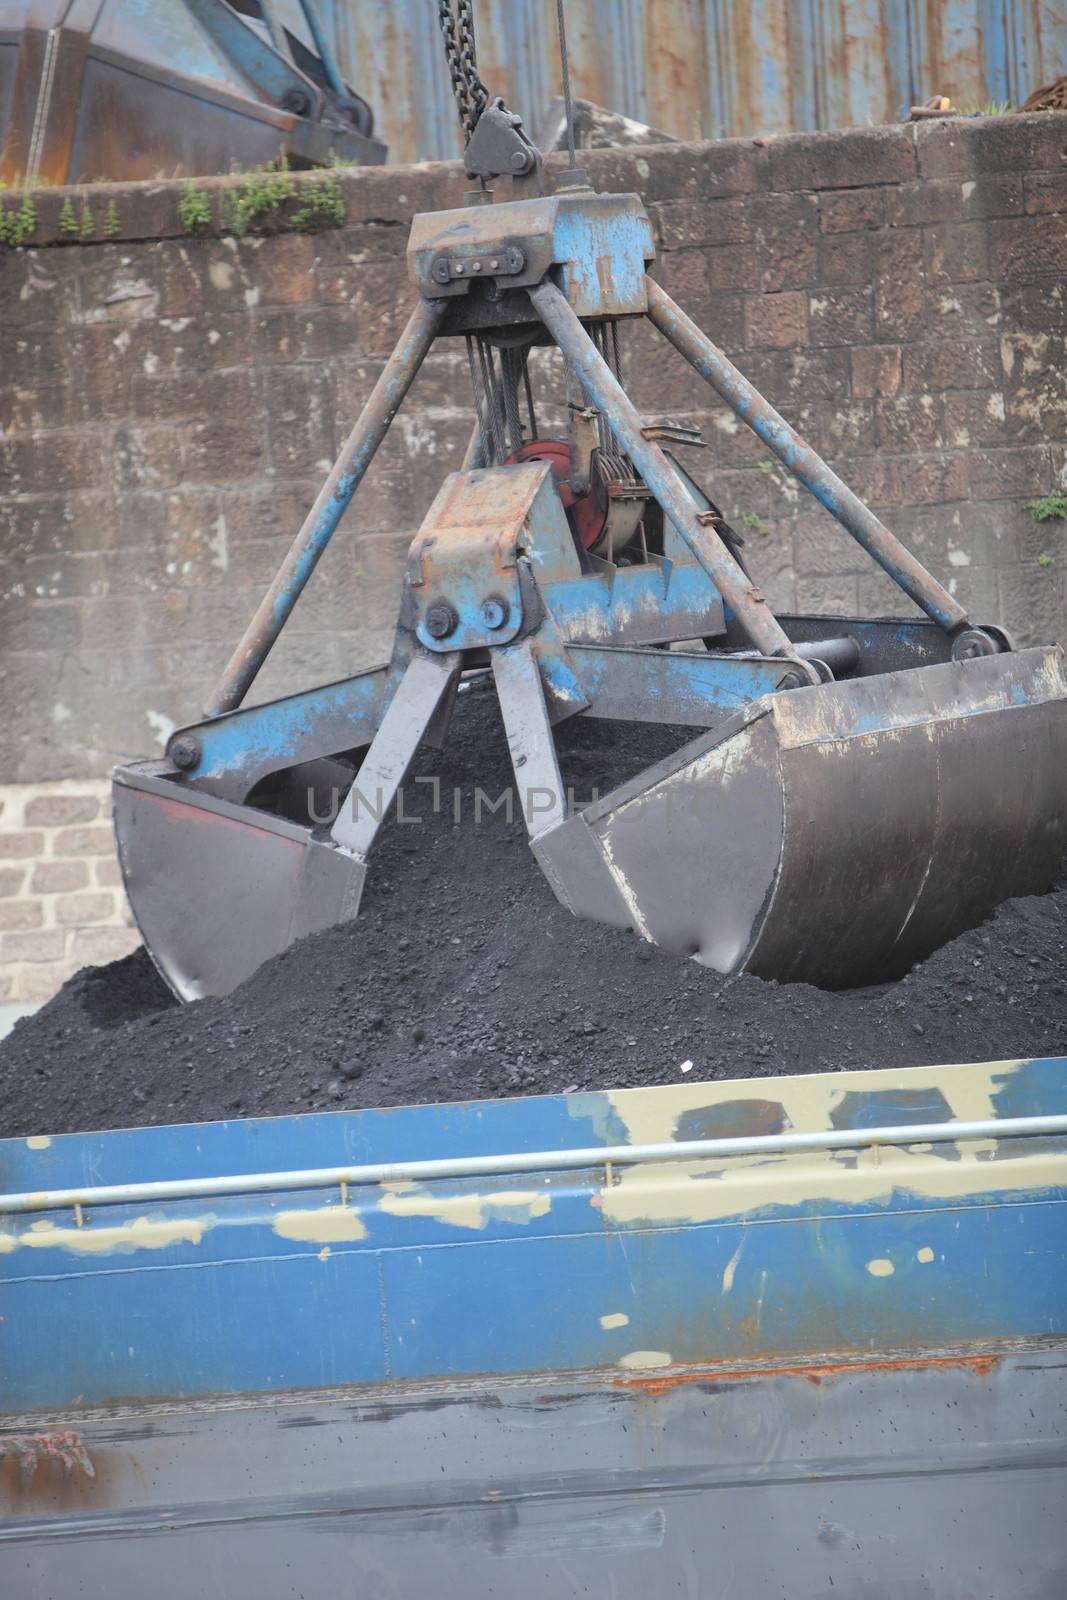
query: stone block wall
0 780 138 1003
2 111 1066 1000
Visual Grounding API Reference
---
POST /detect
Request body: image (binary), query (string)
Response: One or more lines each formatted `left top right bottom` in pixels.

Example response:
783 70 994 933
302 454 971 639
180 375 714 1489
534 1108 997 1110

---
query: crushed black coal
2 680 1064 1137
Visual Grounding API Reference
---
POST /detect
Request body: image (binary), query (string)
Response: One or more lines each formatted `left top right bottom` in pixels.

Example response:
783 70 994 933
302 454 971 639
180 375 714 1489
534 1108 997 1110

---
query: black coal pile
2 680 1064 1137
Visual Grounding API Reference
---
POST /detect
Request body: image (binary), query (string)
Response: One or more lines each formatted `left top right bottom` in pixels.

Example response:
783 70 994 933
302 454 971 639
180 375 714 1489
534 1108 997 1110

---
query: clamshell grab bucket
535 646 1067 989
116 647 1067 1001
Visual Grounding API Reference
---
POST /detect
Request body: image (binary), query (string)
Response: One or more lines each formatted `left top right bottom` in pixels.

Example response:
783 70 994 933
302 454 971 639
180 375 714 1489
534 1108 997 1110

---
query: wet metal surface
3 1351 1067 1596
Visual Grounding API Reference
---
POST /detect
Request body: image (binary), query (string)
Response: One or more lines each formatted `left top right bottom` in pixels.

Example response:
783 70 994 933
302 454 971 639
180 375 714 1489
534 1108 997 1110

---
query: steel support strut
644 278 969 635
330 652 462 858
528 280 794 658
207 295 448 718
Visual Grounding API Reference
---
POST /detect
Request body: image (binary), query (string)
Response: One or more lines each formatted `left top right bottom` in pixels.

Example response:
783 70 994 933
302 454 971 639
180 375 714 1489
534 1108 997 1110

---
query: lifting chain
436 0 489 138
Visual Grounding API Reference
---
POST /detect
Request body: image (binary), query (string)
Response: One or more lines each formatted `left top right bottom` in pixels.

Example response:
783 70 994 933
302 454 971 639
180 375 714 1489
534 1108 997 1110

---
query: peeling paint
379 1184 551 1232
600 1312 630 1329
272 1206 367 1243
0 1213 210 1255
618 1350 672 1369
25 1136 51 1150
917 1246 936 1264
867 1258 895 1277
587 1059 1063 1229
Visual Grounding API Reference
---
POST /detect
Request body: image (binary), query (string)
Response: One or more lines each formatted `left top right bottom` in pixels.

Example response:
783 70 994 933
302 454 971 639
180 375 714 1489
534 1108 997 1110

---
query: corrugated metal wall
322 0 1067 165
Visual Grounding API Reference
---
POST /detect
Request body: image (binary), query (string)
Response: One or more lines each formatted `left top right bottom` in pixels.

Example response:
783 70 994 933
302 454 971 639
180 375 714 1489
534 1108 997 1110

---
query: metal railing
2 1114 1065 1217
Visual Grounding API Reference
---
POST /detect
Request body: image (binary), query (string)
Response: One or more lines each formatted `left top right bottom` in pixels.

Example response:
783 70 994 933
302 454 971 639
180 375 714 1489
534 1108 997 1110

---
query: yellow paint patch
867 1258 895 1278
0 1214 208 1255
25 1135 51 1150
318 1246 332 1262
272 1206 367 1244
600 1312 630 1330
379 1184 551 1232
617 1350 672 1370
917 1246 935 1264
592 1059 1062 1229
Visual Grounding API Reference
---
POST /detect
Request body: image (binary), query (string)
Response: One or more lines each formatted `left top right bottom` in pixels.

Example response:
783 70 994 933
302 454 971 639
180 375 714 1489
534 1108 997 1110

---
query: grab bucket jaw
535 646 1067 989
113 764 366 1001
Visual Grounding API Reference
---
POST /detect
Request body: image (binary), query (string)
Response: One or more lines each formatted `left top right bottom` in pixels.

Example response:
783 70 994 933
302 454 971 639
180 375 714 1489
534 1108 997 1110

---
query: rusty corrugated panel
320 0 1067 164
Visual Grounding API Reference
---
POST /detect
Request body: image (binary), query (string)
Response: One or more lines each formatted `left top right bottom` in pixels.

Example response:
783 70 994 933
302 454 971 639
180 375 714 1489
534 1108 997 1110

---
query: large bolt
951 627 999 661
480 598 508 630
509 149 532 173
169 735 201 771
425 602 458 639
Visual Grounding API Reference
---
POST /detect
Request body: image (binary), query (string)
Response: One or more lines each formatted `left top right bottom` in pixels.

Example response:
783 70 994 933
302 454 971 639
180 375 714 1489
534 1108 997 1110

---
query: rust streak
0 1429 106 1512
612 1351 1002 1396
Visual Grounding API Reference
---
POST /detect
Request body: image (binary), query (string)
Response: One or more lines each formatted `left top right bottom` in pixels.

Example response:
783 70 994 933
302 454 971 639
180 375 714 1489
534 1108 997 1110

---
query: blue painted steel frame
171 639 802 789
2 1057 1065 1415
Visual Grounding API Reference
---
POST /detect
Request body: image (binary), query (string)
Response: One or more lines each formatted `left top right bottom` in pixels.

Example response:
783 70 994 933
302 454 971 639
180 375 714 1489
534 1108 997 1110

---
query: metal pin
73 1202 85 1228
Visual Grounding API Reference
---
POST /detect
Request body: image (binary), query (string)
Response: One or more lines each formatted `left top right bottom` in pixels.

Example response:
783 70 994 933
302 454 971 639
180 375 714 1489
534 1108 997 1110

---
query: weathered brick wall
1 111 1066 999
0 781 138 1003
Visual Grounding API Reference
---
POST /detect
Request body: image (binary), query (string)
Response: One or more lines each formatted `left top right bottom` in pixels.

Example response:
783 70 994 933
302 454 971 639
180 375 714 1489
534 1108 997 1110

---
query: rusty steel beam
644 277 969 635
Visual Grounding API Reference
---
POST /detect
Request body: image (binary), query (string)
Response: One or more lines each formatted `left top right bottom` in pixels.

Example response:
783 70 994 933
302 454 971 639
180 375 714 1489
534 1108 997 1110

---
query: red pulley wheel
503 438 608 551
